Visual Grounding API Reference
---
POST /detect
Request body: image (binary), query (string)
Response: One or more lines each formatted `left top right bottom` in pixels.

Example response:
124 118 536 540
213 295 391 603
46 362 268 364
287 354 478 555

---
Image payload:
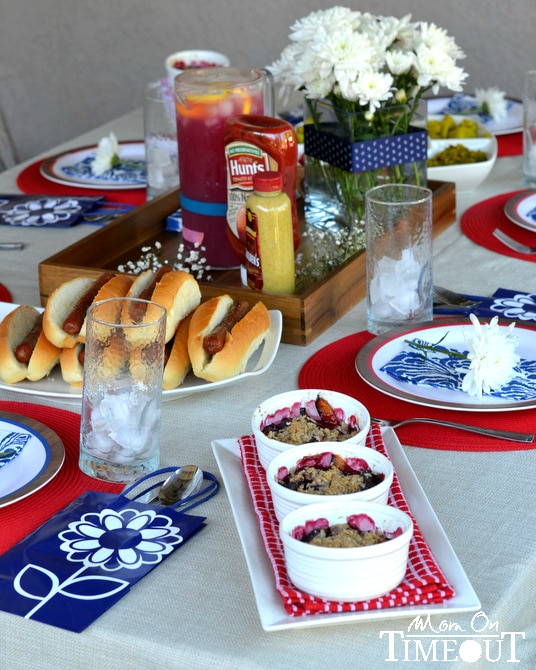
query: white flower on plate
474 86 509 121
461 314 520 399
92 132 120 175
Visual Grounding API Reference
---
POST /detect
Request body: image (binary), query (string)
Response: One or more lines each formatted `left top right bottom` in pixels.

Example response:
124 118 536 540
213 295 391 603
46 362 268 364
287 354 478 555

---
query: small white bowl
280 500 413 602
252 389 370 471
165 50 230 87
427 114 498 192
267 442 393 521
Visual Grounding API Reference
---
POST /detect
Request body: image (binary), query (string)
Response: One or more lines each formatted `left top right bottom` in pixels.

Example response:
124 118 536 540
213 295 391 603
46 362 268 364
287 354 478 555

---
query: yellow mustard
245 171 295 294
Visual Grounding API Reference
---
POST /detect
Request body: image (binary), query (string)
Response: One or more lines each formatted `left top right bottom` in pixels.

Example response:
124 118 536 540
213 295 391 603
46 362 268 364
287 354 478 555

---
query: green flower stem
405 339 468 359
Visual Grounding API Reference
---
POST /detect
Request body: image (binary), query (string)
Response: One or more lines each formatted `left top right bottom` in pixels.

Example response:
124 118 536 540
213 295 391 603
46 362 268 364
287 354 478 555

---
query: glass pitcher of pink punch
174 67 273 268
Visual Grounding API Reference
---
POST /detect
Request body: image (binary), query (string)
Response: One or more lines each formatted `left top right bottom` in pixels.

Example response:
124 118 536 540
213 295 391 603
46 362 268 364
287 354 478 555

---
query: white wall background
1 0 534 163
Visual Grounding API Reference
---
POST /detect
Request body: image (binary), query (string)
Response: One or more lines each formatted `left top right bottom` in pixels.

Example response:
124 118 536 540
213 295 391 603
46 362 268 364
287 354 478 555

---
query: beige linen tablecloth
0 110 534 669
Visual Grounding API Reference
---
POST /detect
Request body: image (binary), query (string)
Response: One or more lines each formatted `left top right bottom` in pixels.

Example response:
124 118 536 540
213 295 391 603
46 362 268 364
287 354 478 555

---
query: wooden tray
39 181 455 346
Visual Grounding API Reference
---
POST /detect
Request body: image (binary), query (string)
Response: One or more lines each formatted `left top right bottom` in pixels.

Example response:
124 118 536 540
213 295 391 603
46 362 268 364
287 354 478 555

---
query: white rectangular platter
211 427 480 631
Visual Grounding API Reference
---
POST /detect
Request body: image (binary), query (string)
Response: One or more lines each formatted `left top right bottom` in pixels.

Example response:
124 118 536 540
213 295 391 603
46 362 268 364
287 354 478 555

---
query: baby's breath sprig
117 240 212 281
295 223 365 291
119 222 364 289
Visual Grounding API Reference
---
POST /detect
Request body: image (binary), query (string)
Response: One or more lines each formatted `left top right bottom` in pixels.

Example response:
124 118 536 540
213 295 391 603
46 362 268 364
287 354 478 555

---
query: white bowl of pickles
427 114 498 192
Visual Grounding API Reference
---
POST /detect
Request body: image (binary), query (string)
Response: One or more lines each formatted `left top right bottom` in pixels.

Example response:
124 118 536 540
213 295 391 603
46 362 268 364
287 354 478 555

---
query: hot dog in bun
125 266 201 343
162 312 193 390
187 294 270 382
59 342 85 387
43 272 134 349
0 305 61 383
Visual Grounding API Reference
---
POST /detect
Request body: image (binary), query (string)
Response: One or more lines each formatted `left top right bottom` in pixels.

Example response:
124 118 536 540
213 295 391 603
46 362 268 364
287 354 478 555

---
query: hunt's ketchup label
224 115 299 264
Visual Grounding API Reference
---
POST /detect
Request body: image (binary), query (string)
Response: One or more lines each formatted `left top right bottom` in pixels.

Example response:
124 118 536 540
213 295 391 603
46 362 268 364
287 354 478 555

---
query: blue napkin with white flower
434 288 536 323
0 195 135 227
0 490 205 632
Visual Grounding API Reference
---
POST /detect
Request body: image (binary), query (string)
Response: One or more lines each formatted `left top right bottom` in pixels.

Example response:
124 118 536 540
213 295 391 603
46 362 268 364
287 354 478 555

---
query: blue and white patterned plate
40 142 146 190
0 412 65 507
504 190 536 233
356 319 536 412
427 95 522 136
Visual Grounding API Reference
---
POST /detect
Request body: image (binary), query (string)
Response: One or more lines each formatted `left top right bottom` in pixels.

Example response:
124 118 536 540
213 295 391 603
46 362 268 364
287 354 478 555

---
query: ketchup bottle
224 115 299 265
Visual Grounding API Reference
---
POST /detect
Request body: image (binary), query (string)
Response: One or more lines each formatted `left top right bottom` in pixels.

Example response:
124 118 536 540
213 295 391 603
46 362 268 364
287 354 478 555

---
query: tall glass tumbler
366 184 433 335
144 81 180 201
174 67 273 268
523 70 536 186
79 298 166 484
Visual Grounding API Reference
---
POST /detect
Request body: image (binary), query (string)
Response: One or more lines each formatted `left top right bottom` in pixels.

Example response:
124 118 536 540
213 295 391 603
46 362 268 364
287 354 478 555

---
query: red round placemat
0 283 12 303
460 189 536 261
0 401 123 554
17 158 147 207
298 330 536 452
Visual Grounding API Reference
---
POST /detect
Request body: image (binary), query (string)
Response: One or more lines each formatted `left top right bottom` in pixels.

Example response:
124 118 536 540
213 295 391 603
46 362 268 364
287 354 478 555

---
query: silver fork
433 285 481 308
492 229 536 254
371 417 534 443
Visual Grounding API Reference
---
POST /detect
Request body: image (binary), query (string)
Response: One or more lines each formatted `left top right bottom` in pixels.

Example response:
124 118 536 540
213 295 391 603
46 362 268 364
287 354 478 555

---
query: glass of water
79 297 166 483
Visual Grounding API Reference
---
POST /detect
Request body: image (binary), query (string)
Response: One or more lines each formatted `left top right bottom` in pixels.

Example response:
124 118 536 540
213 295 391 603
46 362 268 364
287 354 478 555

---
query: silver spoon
149 465 203 506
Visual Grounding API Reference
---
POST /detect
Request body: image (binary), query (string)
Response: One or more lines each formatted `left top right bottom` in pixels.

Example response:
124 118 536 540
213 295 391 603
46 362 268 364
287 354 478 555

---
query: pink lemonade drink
175 68 270 268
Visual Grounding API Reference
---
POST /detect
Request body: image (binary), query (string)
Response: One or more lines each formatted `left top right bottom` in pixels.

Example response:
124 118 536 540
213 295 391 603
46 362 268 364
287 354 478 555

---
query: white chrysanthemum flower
391 14 419 51
366 14 410 53
352 71 394 111
303 76 337 101
385 50 415 76
270 8 466 111
417 22 466 61
290 6 360 42
475 87 508 121
461 315 519 399
316 28 370 85
92 132 120 176
415 46 467 93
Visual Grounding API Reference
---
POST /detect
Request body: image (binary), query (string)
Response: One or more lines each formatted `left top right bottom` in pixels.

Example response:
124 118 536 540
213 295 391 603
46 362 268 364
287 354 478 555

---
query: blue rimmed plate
0 411 65 507
356 319 536 412
40 141 146 190
504 190 536 233
427 95 523 135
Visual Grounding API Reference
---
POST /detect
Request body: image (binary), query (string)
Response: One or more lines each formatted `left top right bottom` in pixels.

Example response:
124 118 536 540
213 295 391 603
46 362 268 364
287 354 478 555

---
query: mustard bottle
245 171 295 294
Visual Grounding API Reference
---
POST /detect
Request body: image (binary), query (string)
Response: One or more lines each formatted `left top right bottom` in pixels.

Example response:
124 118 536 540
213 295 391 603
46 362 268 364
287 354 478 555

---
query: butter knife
0 242 24 250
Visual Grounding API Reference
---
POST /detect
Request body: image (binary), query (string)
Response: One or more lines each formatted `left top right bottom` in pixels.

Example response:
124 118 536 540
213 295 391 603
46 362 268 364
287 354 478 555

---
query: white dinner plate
0 302 283 404
356 319 536 412
40 141 146 190
211 430 480 631
427 95 523 135
504 190 536 232
0 411 65 507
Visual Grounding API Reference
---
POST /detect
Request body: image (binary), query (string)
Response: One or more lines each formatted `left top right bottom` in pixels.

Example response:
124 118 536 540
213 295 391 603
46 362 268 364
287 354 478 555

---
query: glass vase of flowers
270 7 468 269
302 98 428 247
